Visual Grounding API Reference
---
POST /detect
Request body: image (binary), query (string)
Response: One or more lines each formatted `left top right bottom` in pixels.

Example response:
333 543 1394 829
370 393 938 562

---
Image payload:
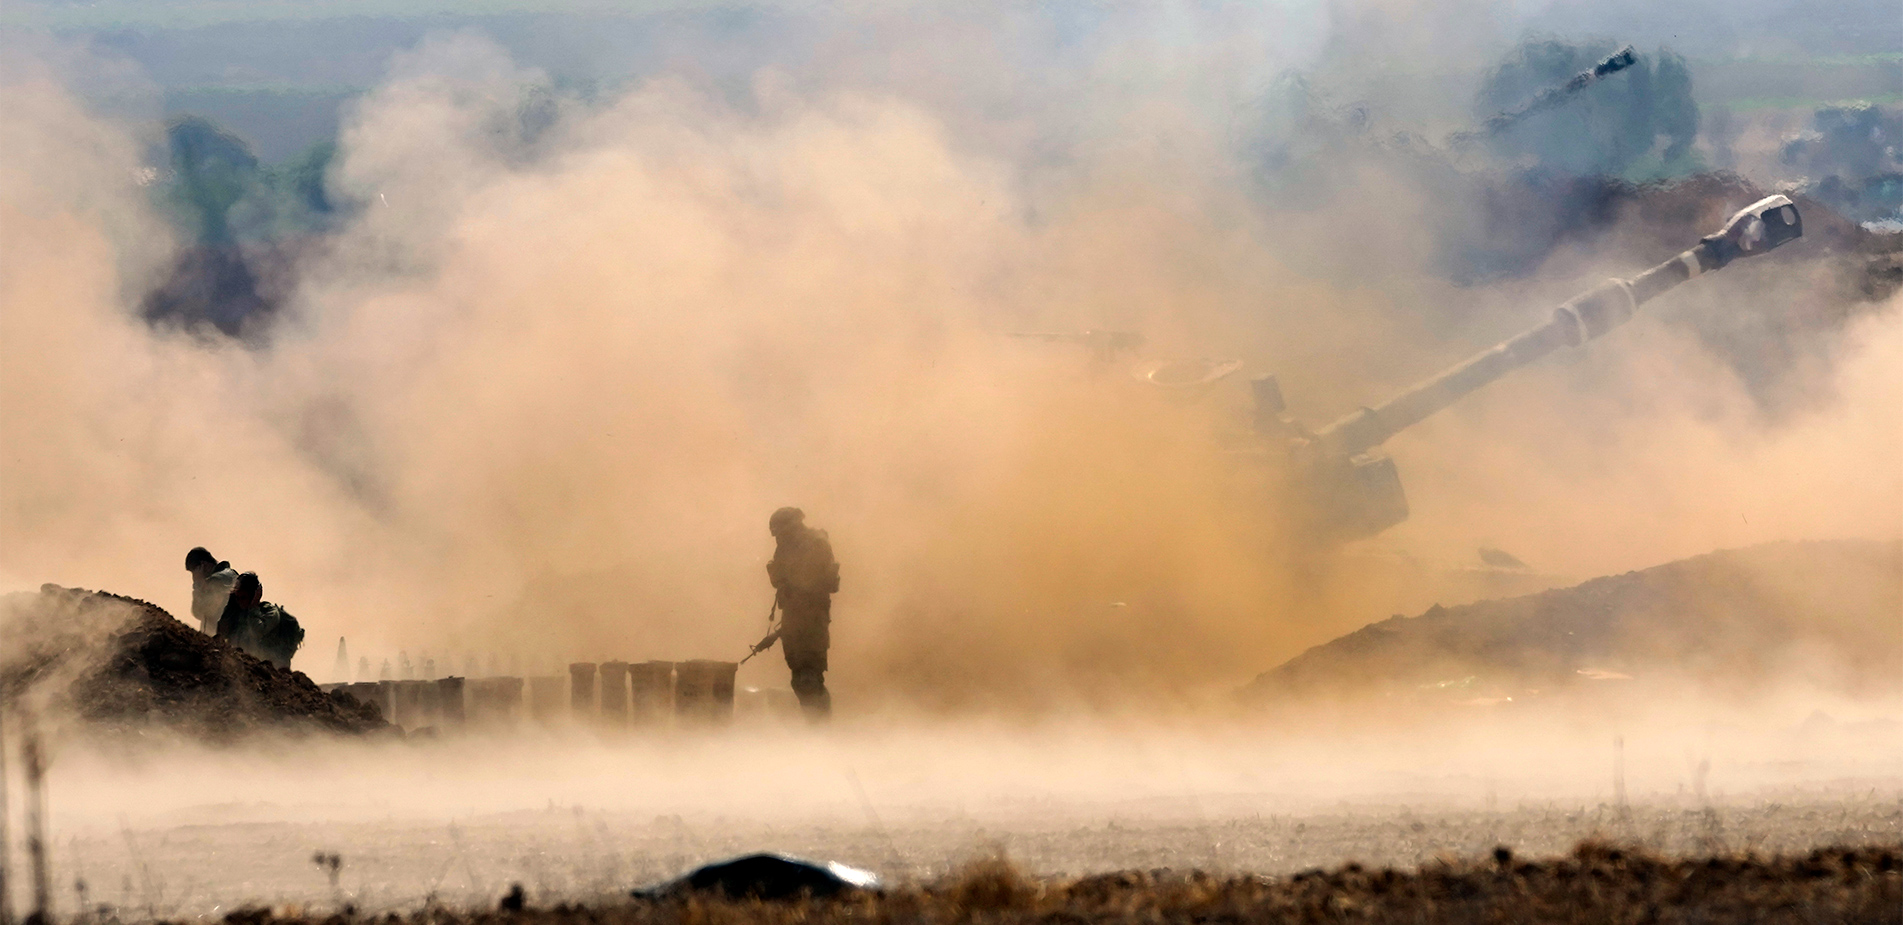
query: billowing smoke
2 11 1899 713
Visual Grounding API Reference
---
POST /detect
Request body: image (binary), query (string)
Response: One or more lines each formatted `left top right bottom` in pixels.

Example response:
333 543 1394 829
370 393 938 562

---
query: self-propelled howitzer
1259 194 1804 544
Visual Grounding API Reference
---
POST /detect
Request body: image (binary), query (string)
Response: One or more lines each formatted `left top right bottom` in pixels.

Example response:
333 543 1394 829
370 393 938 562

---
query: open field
26 716 1902 919
59 793 1903 917
163 843 1903 925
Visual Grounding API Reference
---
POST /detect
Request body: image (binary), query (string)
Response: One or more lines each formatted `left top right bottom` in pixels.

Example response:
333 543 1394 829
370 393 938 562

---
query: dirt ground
52 793 1902 918
159 842 1903 924
1246 539 1903 706
29 713 1903 920
0 587 385 742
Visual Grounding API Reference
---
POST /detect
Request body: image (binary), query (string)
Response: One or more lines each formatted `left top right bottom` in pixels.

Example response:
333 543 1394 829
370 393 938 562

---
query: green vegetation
155 114 338 244
1725 93 1903 112
1708 51 1903 68
1689 55 1902 112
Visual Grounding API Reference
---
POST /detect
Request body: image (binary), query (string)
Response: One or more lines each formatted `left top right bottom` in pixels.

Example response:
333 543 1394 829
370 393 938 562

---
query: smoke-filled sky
1 3 1898 710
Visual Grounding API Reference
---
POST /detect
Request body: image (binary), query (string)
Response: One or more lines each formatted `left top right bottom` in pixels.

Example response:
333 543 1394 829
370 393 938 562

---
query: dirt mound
1244 539 1902 706
0 585 385 742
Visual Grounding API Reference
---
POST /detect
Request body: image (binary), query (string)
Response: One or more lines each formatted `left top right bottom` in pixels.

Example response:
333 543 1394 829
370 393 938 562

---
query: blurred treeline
1251 39 1901 286
140 115 341 337
154 114 340 247
138 36 1899 338
1780 103 1903 228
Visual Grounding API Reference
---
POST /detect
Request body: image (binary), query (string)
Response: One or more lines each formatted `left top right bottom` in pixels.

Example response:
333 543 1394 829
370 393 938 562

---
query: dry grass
192 841 1900 925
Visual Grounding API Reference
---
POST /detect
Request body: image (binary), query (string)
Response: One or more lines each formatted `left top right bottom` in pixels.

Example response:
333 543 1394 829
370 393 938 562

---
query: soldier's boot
791 668 831 723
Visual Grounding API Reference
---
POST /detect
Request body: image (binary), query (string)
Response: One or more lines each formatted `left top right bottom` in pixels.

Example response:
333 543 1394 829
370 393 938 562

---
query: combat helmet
769 506 805 535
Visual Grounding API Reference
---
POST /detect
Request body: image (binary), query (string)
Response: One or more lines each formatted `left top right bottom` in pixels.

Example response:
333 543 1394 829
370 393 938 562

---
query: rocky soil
190 841 1903 925
1245 539 1903 706
0 585 385 742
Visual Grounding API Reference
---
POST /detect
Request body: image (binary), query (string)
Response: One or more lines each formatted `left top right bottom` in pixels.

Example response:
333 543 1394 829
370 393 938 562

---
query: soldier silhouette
755 507 839 720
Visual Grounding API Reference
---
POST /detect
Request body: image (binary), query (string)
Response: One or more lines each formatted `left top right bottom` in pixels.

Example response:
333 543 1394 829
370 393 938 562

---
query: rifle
740 598 781 665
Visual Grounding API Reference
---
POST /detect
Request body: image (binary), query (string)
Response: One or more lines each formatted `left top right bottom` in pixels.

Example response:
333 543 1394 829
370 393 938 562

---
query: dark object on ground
0 586 385 742
1245 539 1902 706
499 884 526 912
177 841 1901 924
635 853 880 901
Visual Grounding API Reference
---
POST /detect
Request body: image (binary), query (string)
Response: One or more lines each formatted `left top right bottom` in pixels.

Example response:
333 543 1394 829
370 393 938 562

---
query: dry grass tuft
188 841 1901 925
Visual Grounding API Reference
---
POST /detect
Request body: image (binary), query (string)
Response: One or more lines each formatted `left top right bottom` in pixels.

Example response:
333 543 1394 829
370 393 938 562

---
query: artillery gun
1252 194 1804 544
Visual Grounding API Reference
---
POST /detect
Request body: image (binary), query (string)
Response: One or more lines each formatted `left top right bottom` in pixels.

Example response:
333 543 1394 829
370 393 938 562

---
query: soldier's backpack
262 606 305 669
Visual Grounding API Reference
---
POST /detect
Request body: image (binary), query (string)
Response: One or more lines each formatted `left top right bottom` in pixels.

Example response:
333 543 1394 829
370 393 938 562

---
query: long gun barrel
1311 195 1803 460
1481 46 1637 137
1446 45 1638 151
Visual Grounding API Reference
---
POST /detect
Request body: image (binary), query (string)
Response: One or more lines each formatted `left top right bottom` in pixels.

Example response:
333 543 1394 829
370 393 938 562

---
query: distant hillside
1243 540 1902 705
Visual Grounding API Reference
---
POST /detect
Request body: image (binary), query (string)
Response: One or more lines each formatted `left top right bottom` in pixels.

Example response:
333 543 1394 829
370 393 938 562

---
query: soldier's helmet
186 546 215 570
769 506 805 535
233 571 263 604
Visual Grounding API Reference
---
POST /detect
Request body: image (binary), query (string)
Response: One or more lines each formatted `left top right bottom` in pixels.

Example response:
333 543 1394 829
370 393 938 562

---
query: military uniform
767 515 839 719
217 599 304 669
190 562 239 635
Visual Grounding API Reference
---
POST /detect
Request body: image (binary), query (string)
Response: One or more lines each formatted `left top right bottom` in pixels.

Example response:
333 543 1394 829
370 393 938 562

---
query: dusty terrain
179 842 1903 924
38 782 1903 924
0 587 385 741
2 545 1896 921
27 703 1901 919
1246 539 1903 707
55 793 1903 916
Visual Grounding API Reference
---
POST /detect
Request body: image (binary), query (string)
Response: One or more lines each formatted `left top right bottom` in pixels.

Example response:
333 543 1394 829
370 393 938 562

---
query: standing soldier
758 507 840 720
185 546 239 635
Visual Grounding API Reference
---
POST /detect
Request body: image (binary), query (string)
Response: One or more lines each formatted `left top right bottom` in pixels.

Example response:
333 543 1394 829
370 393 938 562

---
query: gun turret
1267 195 1803 543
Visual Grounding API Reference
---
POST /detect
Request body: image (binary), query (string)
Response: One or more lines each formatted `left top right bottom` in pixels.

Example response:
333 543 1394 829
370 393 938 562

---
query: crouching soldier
185 546 239 635
764 507 839 721
216 572 306 670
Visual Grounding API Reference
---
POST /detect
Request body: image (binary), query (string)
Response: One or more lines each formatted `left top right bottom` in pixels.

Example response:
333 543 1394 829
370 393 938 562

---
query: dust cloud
26 702 1903 915
2 20 1899 716
1 15 1900 912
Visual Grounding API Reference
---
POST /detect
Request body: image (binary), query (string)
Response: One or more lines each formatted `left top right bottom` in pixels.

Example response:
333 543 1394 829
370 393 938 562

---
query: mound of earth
0 585 385 742
1244 539 1901 705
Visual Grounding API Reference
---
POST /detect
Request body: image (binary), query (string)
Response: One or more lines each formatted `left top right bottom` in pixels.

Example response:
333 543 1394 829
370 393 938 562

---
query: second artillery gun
1251 194 1804 544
